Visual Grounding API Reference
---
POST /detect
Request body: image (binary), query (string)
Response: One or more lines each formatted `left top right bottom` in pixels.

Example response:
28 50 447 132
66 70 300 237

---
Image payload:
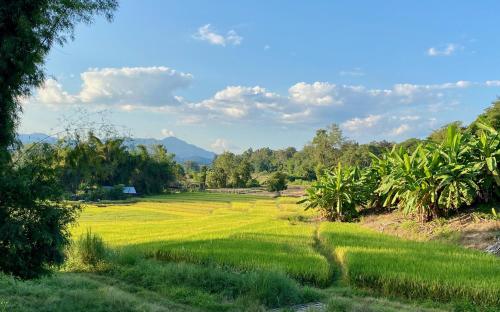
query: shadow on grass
121 232 332 287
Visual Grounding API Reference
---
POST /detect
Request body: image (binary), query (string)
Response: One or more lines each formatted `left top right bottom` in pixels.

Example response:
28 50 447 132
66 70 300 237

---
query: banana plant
435 125 479 212
299 163 359 221
470 122 500 202
381 146 430 219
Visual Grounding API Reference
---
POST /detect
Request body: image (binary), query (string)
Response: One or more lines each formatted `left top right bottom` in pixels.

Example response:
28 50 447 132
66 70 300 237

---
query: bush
264 172 288 192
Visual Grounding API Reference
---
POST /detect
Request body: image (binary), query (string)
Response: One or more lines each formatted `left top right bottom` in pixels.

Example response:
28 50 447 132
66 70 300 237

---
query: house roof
123 186 137 194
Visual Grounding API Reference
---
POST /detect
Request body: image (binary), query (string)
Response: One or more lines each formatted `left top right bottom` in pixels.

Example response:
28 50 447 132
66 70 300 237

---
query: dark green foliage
53 134 181 196
0 0 117 278
206 152 253 188
0 144 80 279
264 171 288 192
206 125 392 187
79 185 127 201
130 144 181 194
377 123 498 220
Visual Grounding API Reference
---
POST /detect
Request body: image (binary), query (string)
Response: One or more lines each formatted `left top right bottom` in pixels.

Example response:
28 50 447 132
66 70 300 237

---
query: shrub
73 230 108 267
264 172 288 193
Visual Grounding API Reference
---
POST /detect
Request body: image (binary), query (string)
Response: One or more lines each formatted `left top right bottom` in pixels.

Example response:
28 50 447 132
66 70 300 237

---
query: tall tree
0 0 117 278
0 0 117 159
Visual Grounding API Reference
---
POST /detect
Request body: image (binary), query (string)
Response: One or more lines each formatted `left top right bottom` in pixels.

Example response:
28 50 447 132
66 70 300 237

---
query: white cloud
281 109 312 124
119 104 136 112
264 44 271 50
191 85 282 120
78 67 192 105
161 129 175 137
341 115 382 132
37 79 77 106
179 115 203 125
194 24 242 46
399 115 420 121
226 30 243 45
427 43 460 56
289 82 338 106
34 66 192 108
210 138 238 153
390 124 410 136
30 65 493 143
485 80 500 87
340 114 426 141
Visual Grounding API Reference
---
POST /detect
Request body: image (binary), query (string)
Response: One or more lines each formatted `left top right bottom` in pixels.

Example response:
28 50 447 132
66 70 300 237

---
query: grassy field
1 192 499 311
319 223 500 306
74 194 331 285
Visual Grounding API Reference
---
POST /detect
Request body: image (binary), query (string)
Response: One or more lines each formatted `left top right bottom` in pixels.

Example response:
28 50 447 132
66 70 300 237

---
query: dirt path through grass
311 222 338 287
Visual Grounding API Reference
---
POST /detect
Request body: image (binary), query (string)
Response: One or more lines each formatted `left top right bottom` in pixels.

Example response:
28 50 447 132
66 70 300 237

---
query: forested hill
127 136 215 164
18 133 215 164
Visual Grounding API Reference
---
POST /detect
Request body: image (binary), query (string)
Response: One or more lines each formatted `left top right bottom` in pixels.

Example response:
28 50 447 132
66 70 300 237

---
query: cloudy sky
21 0 500 153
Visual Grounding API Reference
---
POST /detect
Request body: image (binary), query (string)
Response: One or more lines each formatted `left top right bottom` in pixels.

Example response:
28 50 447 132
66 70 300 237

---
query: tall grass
106 257 321 309
65 229 108 271
319 222 500 306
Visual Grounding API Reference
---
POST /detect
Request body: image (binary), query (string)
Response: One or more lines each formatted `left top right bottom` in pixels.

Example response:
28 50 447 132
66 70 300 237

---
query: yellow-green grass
73 195 331 286
319 222 500 306
72 192 500 307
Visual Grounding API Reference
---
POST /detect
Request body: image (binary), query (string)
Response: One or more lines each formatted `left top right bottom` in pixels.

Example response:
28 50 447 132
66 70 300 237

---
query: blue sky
21 0 500 153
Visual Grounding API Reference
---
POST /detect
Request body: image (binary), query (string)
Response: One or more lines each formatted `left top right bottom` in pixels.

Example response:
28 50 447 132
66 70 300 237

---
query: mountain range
18 133 215 164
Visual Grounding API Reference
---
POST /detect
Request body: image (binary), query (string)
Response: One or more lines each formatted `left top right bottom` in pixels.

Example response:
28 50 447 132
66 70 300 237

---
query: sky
21 0 500 153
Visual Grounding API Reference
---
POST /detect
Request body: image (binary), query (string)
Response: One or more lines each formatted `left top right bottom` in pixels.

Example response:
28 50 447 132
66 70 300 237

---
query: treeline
189 101 499 198
19 133 184 199
187 125 393 188
301 102 500 222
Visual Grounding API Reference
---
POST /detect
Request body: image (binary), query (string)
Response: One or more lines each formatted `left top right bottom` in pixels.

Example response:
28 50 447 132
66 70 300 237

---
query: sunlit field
69 192 500 309
73 193 331 285
319 223 500 306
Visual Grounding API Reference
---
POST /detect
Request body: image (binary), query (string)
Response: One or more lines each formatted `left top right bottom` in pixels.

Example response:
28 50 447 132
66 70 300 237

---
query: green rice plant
319 222 500 306
72 195 330 286
71 192 500 307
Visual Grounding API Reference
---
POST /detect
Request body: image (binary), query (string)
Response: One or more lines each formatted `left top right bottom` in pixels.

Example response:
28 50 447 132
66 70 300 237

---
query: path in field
311 223 339 285
73 194 500 310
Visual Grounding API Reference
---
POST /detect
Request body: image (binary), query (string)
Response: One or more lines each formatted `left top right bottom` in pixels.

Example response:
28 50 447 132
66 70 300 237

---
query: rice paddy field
1 192 499 311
